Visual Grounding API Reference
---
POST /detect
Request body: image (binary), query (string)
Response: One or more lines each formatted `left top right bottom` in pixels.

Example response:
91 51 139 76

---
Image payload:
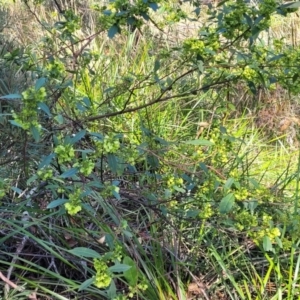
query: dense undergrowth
1 0 300 299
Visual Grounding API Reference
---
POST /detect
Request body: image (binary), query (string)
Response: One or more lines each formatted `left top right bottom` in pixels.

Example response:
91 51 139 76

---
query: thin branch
81 78 230 123
0 271 24 291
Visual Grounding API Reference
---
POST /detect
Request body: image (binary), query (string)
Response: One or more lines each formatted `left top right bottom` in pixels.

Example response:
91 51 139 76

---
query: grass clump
1 0 300 299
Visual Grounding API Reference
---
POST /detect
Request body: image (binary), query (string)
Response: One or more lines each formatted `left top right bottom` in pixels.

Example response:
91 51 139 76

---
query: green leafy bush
1 0 300 299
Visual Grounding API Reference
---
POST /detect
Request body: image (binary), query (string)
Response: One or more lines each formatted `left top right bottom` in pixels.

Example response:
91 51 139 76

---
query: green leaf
60 168 79 178
281 1 300 9
47 198 68 209
246 200 258 213
9 120 23 128
11 186 23 195
123 230 133 238
107 281 117 299
78 278 95 291
27 175 38 185
68 247 101 258
112 190 121 200
263 236 273 252
141 13 150 21
107 154 118 173
154 59 160 73
105 234 114 249
293 73 299 83
70 130 86 144
248 178 259 189
247 81 257 94
174 186 185 193
197 60 204 73
89 132 104 140
30 125 40 142
186 209 200 218
109 263 131 273
123 256 138 286
52 177 65 184
38 153 55 169
55 114 64 124
0 93 22 99
147 154 159 169
154 136 170 146
83 97 91 107
35 77 46 90
275 236 283 248
219 193 235 214
267 54 284 63
244 13 252 27
38 102 51 116
77 149 94 154
76 103 87 112
224 178 235 191
108 25 120 38
194 7 201 16
149 2 159 11
183 139 213 146
199 162 209 174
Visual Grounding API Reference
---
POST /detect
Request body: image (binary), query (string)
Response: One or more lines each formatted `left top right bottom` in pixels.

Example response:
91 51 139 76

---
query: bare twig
4 234 29 296
0 271 24 292
81 79 230 124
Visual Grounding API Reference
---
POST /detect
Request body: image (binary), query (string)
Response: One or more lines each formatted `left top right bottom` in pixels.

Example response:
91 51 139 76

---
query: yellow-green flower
37 168 53 180
93 259 112 289
234 187 249 201
64 188 82 215
74 159 95 176
199 203 213 219
55 144 75 163
64 202 82 215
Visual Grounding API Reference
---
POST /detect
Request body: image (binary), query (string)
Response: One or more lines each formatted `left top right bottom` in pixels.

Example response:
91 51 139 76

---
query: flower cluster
74 158 95 176
112 244 123 262
113 295 128 300
54 144 75 163
12 86 46 130
273 38 284 52
97 0 150 32
253 227 281 244
221 1 251 39
197 177 218 196
199 203 213 219
101 182 120 198
242 66 258 81
234 187 249 201
209 128 233 165
165 175 184 193
183 29 220 61
122 146 139 166
64 188 82 216
246 214 281 244
259 0 277 16
0 178 7 200
192 148 206 161
55 9 81 37
254 187 274 203
128 282 148 298
45 59 66 79
37 168 54 181
96 135 120 154
93 258 112 289
235 210 258 231
279 48 300 94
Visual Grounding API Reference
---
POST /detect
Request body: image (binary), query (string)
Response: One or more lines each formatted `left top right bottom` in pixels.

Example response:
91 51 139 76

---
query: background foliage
1 0 300 299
